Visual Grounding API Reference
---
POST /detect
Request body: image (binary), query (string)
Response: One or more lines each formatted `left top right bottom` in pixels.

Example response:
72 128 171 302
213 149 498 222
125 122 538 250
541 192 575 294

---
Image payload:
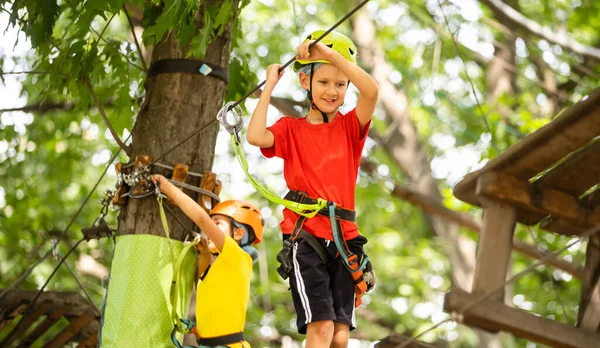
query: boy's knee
331 323 350 348
308 320 334 340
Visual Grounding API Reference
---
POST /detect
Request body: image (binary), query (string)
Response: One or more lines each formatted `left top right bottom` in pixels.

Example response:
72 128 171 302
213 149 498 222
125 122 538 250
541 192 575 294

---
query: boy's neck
306 109 337 124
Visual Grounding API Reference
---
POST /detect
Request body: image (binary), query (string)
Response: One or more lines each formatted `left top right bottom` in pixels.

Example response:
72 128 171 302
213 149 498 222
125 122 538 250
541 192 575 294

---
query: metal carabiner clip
216 101 244 144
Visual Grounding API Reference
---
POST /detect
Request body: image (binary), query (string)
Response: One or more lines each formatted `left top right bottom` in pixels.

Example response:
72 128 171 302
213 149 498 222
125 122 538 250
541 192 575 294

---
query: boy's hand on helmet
296 40 335 62
266 64 284 85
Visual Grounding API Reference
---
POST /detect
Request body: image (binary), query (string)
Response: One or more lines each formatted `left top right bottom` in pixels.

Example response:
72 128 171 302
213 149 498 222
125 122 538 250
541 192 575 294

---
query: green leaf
189 14 212 58
213 0 232 36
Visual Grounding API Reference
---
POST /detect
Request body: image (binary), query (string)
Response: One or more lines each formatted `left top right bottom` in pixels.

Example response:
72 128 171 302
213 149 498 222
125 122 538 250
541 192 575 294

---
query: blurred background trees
0 0 598 346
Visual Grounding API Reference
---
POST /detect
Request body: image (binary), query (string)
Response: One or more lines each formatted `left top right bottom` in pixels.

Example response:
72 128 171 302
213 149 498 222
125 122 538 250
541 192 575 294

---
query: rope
526 226 573 324
62 254 98 310
25 238 86 314
98 232 116 345
396 222 600 348
436 0 500 152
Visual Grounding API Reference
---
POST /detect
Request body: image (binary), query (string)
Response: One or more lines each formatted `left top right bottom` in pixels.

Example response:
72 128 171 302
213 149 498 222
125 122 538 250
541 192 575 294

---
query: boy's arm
153 175 225 251
246 64 284 148
299 42 379 131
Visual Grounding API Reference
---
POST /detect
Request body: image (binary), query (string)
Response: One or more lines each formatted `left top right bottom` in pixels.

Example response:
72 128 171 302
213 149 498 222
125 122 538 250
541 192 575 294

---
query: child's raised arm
153 174 226 251
298 41 378 130
246 64 285 148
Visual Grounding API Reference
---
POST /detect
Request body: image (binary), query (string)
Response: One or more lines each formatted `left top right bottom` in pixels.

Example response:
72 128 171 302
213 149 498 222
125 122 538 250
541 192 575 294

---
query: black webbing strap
284 190 356 222
298 230 330 265
148 59 229 84
197 331 244 346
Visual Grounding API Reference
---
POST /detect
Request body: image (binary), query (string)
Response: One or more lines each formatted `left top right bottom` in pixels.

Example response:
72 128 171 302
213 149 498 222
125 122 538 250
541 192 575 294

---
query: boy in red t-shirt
247 30 378 347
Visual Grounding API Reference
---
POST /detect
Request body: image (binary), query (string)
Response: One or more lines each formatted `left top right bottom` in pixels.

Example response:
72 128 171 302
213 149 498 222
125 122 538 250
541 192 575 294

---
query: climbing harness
275 190 373 307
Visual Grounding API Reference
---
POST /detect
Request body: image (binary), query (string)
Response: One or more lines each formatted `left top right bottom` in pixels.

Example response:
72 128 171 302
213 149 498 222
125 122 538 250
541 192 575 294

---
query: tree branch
0 102 75 113
480 0 600 61
82 77 131 155
123 4 148 71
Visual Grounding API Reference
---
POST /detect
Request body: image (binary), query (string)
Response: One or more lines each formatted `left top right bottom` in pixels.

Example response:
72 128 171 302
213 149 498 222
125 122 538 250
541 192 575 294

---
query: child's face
300 64 349 115
208 215 234 254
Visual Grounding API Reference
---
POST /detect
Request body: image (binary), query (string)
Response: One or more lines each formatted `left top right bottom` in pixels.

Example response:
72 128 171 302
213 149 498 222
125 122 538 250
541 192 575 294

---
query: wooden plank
77 329 98 348
391 185 584 279
472 197 516 303
45 310 95 348
0 300 53 347
536 139 600 197
20 304 67 346
476 171 600 229
454 88 600 206
540 216 588 236
580 280 600 331
578 234 600 329
444 289 600 348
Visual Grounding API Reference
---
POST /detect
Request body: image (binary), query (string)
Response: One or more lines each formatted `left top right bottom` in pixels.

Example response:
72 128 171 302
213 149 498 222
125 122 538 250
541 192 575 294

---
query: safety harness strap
197 332 244 346
284 190 356 222
148 59 229 84
298 229 330 265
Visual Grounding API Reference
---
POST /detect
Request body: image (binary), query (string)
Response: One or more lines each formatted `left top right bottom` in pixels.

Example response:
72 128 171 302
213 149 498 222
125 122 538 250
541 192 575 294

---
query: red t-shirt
260 108 370 241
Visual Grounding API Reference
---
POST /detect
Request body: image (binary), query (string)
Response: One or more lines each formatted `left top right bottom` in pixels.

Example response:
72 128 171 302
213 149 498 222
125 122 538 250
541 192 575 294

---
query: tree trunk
103 1 239 346
120 7 237 241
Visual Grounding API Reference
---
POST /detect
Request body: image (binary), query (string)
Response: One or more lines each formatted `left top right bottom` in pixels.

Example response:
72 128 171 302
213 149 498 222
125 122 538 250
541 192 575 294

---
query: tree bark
118 1 239 241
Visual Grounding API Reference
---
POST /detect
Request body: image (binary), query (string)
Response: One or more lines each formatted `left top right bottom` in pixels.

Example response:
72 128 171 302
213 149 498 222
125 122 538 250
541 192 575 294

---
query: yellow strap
157 195 195 333
231 134 327 217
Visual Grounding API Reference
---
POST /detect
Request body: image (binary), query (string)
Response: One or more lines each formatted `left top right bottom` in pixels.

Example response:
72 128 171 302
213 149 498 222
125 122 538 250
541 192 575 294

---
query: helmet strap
230 218 255 247
307 63 329 124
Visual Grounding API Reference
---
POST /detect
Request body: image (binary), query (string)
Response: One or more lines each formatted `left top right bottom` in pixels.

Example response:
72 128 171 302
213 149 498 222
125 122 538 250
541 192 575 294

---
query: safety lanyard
218 103 327 218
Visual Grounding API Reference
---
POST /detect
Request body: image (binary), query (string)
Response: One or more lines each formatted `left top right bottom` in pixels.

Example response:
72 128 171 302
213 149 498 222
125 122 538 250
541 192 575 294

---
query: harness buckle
276 239 294 279
216 102 243 144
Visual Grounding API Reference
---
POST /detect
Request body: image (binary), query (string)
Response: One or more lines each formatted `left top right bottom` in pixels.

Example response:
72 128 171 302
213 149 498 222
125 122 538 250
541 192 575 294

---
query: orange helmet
210 200 264 244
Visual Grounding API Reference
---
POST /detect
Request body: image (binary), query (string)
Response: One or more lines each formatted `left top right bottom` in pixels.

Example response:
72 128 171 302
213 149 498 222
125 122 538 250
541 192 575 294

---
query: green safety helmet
293 30 357 72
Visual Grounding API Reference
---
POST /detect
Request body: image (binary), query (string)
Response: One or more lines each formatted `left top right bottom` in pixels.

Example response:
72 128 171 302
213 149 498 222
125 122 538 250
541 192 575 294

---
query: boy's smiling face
300 64 349 117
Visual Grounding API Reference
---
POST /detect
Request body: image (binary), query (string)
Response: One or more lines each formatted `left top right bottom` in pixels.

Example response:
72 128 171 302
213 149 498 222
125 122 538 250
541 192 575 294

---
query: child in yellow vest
153 175 264 348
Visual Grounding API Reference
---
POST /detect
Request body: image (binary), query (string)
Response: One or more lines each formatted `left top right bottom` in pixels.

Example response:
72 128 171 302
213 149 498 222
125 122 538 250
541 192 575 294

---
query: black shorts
285 233 368 334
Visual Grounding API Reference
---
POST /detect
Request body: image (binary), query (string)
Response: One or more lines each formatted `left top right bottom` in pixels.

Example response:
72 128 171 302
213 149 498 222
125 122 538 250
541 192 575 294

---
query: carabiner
216 101 243 144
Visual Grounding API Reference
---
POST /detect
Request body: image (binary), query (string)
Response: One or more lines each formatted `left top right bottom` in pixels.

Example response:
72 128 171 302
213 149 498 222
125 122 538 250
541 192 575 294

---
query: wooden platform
0 289 100 347
446 88 600 345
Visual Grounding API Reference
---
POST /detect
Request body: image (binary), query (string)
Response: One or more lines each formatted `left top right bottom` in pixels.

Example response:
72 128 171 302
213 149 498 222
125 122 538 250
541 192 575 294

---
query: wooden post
578 234 600 331
472 194 517 303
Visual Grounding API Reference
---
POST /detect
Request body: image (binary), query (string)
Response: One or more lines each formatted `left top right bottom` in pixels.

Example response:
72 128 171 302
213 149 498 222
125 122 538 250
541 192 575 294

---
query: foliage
1 0 599 347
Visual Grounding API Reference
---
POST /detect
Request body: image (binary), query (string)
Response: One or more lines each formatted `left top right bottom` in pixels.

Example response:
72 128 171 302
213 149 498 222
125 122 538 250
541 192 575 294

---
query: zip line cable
25 238 86 314
397 222 600 348
151 0 371 166
437 0 500 152
526 226 573 324
4 134 131 306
